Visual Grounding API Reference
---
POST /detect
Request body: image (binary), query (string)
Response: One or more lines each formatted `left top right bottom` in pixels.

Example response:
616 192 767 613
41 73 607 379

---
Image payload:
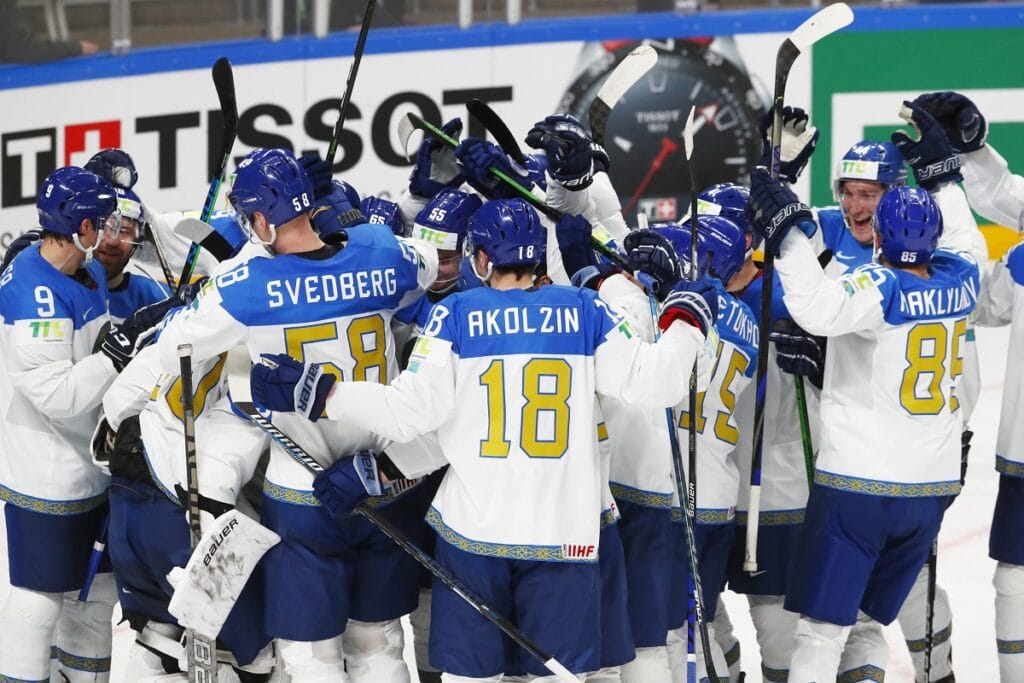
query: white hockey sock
837 611 886 682
621 646 671 683
896 562 953 681
579 666 618 682
439 674 502 682
788 616 850 683
342 618 410 683
0 583 62 681
666 623 727 683
747 594 797 681
278 637 349 683
995 562 1024 683
712 603 741 681
53 572 117 682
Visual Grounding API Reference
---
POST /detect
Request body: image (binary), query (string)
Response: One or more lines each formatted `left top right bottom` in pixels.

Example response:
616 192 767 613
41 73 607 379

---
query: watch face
562 40 767 223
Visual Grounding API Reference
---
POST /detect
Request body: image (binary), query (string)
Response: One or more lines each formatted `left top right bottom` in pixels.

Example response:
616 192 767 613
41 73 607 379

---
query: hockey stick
326 0 376 165
76 513 109 602
176 57 238 295
224 352 578 683
398 113 631 271
745 2 854 574
925 539 937 679
467 98 526 164
178 344 218 683
588 44 658 147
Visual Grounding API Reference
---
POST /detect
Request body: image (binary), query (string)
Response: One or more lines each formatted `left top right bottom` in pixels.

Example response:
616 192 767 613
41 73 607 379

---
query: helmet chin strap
72 229 103 265
472 259 493 286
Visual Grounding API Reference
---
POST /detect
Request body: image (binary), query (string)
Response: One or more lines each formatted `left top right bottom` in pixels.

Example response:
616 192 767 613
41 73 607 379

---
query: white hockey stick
746 2 854 574
588 44 658 147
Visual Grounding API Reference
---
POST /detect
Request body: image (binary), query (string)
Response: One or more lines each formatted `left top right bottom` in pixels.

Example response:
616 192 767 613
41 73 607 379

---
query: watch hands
623 136 679 219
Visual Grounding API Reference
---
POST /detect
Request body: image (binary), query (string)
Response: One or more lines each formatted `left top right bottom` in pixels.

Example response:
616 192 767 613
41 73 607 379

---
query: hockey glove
250 353 336 422
310 180 366 244
313 451 385 516
85 148 138 188
623 230 684 301
555 213 614 289
409 117 464 199
298 152 334 201
525 115 594 190
770 318 827 390
913 91 987 154
360 196 406 237
97 323 136 372
891 101 963 192
455 138 533 200
592 142 611 175
746 168 816 257
0 229 42 272
758 105 819 185
659 279 719 336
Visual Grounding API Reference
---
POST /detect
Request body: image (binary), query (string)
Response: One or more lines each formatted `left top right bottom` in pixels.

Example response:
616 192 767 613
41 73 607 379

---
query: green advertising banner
811 28 1024 220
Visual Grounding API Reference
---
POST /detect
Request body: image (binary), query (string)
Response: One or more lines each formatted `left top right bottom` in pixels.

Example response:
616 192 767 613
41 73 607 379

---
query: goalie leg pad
788 616 850 682
342 618 409 683
995 562 1024 682
54 572 117 681
896 563 953 681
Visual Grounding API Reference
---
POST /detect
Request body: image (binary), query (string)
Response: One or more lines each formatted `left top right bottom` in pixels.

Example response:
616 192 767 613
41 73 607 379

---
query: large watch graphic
561 39 767 222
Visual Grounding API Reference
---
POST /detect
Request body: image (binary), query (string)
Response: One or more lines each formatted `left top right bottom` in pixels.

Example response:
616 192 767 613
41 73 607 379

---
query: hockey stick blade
397 114 421 161
682 105 696 162
589 44 658 146
788 2 854 53
467 98 526 164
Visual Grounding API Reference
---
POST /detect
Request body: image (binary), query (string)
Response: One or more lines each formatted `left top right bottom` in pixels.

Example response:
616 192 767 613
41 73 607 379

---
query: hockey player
745 163 981 680
154 147 439 682
248 197 719 681
914 89 1024 682
104 186 172 322
0 166 161 682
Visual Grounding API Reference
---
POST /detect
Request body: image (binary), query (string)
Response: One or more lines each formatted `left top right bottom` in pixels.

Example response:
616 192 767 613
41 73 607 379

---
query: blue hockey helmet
698 183 756 250
651 223 711 280
694 215 747 285
413 188 483 251
873 186 943 267
468 198 544 271
833 141 908 201
229 148 314 241
361 196 405 237
38 166 119 238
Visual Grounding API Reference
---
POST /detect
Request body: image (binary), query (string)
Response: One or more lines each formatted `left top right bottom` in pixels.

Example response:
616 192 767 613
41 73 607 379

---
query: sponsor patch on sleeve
15 318 72 345
407 335 452 372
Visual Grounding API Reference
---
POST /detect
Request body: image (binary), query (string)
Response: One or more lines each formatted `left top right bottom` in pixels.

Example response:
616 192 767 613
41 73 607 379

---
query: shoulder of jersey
0 245 106 323
928 248 981 284
717 291 759 359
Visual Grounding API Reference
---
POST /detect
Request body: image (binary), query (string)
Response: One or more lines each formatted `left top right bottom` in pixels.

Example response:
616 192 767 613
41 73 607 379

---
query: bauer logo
202 517 240 567
562 543 596 560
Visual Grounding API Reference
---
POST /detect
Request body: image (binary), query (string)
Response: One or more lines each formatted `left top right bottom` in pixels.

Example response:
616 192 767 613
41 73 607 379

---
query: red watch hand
624 137 680 219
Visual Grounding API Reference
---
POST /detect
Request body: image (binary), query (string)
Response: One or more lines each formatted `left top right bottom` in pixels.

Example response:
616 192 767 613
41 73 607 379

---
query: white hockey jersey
0 245 115 508
776 232 979 496
325 284 707 562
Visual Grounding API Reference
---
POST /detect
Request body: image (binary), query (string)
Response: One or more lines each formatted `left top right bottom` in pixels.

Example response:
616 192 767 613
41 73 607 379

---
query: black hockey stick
178 344 219 683
398 113 632 272
326 0 377 165
176 58 238 295
224 352 578 683
925 539 937 678
588 44 657 147
467 98 526 164
745 3 854 574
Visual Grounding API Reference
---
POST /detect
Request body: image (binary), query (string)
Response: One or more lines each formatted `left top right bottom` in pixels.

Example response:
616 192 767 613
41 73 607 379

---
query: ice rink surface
110 325 1012 682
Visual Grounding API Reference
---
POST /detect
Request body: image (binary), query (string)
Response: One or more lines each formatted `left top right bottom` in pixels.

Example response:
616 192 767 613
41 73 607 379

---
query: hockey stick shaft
178 344 218 683
406 113 630 271
227 375 576 682
326 0 376 165
177 57 238 295
77 513 109 602
794 374 815 486
925 539 937 678
467 98 526 164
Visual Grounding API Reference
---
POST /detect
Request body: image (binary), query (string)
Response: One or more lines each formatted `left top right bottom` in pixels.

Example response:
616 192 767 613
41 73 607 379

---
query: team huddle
0 85 1022 683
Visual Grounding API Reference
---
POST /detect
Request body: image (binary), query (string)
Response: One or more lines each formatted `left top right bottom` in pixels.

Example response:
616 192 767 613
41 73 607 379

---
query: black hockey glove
525 115 594 190
913 91 987 154
770 318 826 390
85 148 138 188
746 168 816 257
659 279 719 337
891 101 963 192
298 152 334 201
624 230 684 301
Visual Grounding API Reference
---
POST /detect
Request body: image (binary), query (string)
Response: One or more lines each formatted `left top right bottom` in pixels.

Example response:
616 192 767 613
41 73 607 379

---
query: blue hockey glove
770 318 826 391
310 180 366 244
592 142 610 175
623 230 683 301
913 91 987 154
298 152 334 201
555 213 611 289
455 138 533 200
746 168 816 257
312 451 384 516
360 196 406 236
0 229 42 272
250 353 336 422
758 106 819 185
659 279 719 337
891 101 963 192
409 117 464 199
525 115 594 190
84 148 138 188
